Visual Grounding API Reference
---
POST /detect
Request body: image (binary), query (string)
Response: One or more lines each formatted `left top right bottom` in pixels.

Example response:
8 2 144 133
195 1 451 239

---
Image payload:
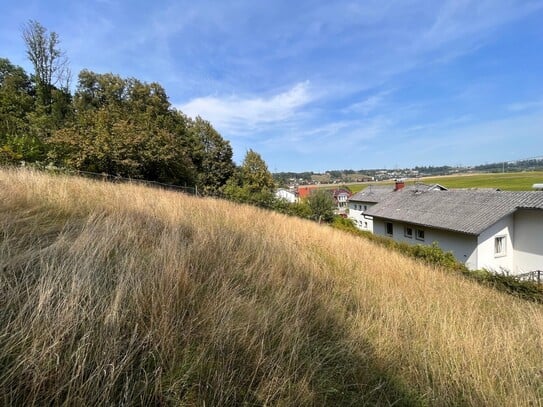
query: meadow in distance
342 171 543 193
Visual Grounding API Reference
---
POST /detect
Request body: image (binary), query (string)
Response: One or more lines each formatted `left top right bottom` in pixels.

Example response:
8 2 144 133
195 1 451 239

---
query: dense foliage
224 149 276 206
1 21 239 195
307 189 335 223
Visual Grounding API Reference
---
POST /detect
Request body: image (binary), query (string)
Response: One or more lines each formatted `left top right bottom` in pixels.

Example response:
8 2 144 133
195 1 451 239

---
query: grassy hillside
346 171 543 193
2 169 543 406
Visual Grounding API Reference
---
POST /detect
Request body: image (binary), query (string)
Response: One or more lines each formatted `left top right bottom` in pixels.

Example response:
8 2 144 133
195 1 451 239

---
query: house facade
330 188 352 214
275 188 298 203
348 182 447 232
513 209 543 273
348 187 393 231
372 218 496 271
366 189 543 275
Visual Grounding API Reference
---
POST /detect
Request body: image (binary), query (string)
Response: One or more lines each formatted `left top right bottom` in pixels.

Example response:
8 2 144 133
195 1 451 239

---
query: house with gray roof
364 188 543 274
347 180 447 232
348 186 394 231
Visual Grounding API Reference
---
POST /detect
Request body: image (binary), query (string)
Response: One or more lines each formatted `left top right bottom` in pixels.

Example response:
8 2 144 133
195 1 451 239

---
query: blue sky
1 1 542 172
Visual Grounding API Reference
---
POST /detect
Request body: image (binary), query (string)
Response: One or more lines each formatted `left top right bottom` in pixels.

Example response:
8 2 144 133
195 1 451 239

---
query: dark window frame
385 222 393 236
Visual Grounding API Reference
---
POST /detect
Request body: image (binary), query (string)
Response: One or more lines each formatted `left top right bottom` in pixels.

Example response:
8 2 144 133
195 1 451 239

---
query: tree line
1 20 337 220
1 20 241 196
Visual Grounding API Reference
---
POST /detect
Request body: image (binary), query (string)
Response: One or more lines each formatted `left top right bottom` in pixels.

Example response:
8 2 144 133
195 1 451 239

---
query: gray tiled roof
365 189 543 235
350 186 394 203
349 183 447 203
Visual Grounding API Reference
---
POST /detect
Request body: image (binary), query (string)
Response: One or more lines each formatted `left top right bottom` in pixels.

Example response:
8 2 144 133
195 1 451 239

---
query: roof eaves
368 213 480 236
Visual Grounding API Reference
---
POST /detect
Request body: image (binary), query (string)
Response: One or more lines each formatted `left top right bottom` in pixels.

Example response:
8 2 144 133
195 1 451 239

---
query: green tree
0 58 40 163
240 149 275 191
224 149 275 206
0 58 33 135
188 116 235 195
22 20 70 111
48 70 196 184
308 189 335 223
21 21 72 158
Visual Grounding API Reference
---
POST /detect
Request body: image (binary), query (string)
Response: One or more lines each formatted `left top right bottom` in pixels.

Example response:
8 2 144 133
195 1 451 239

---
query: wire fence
37 165 199 196
516 270 543 284
76 170 198 195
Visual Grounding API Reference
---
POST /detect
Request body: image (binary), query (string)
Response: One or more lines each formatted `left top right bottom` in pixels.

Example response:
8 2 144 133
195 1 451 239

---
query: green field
344 171 543 193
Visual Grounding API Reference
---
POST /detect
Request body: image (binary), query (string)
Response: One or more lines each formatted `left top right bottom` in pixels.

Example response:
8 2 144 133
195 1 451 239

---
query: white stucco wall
337 194 349 208
476 215 515 274
347 201 375 232
514 209 543 274
370 210 542 275
275 189 298 203
372 219 479 269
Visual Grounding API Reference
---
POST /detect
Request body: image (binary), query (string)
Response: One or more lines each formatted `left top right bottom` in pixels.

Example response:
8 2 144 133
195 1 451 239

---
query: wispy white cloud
178 81 313 134
418 0 543 51
507 99 543 112
257 115 392 160
343 90 394 115
1 0 541 171
402 115 473 134
391 108 543 165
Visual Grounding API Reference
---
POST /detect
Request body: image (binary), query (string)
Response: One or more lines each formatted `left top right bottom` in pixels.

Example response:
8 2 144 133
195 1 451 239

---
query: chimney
394 179 405 191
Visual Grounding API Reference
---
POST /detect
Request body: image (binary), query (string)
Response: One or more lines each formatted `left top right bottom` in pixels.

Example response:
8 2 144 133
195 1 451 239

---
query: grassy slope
345 171 543 193
2 169 543 406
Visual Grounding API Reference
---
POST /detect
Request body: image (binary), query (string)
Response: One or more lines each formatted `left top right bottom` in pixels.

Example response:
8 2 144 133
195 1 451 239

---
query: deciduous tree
0 58 41 162
224 149 276 206
308 189 335 223
189 116 235 195
49 70 196 184
22 20 70 110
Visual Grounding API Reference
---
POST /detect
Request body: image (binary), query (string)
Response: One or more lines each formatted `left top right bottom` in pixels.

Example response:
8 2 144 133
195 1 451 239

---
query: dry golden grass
1 168 543 406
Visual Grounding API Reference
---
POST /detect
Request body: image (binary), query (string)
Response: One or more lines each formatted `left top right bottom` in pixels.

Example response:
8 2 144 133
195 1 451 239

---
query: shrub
330 222 543 303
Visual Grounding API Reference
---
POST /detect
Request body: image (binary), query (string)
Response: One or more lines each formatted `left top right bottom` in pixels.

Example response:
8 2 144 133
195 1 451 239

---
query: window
404 226 413 238
416 229 425 241
363 221 368 228
385 222 393 236
495 236 506 257
363 205 367 211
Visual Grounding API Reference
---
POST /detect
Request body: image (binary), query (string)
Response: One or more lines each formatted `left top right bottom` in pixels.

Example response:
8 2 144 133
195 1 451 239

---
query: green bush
330 222 543 303
0 145 22 165
272 199 312 219
464 269 543 303
331 216 356 231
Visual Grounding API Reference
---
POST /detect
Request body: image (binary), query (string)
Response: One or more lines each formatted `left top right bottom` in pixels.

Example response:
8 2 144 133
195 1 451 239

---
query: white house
348 181 447 232
365 189 543 275
333 190 351 209
275 188 298 203
348 186 394 231
331 188 352 215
